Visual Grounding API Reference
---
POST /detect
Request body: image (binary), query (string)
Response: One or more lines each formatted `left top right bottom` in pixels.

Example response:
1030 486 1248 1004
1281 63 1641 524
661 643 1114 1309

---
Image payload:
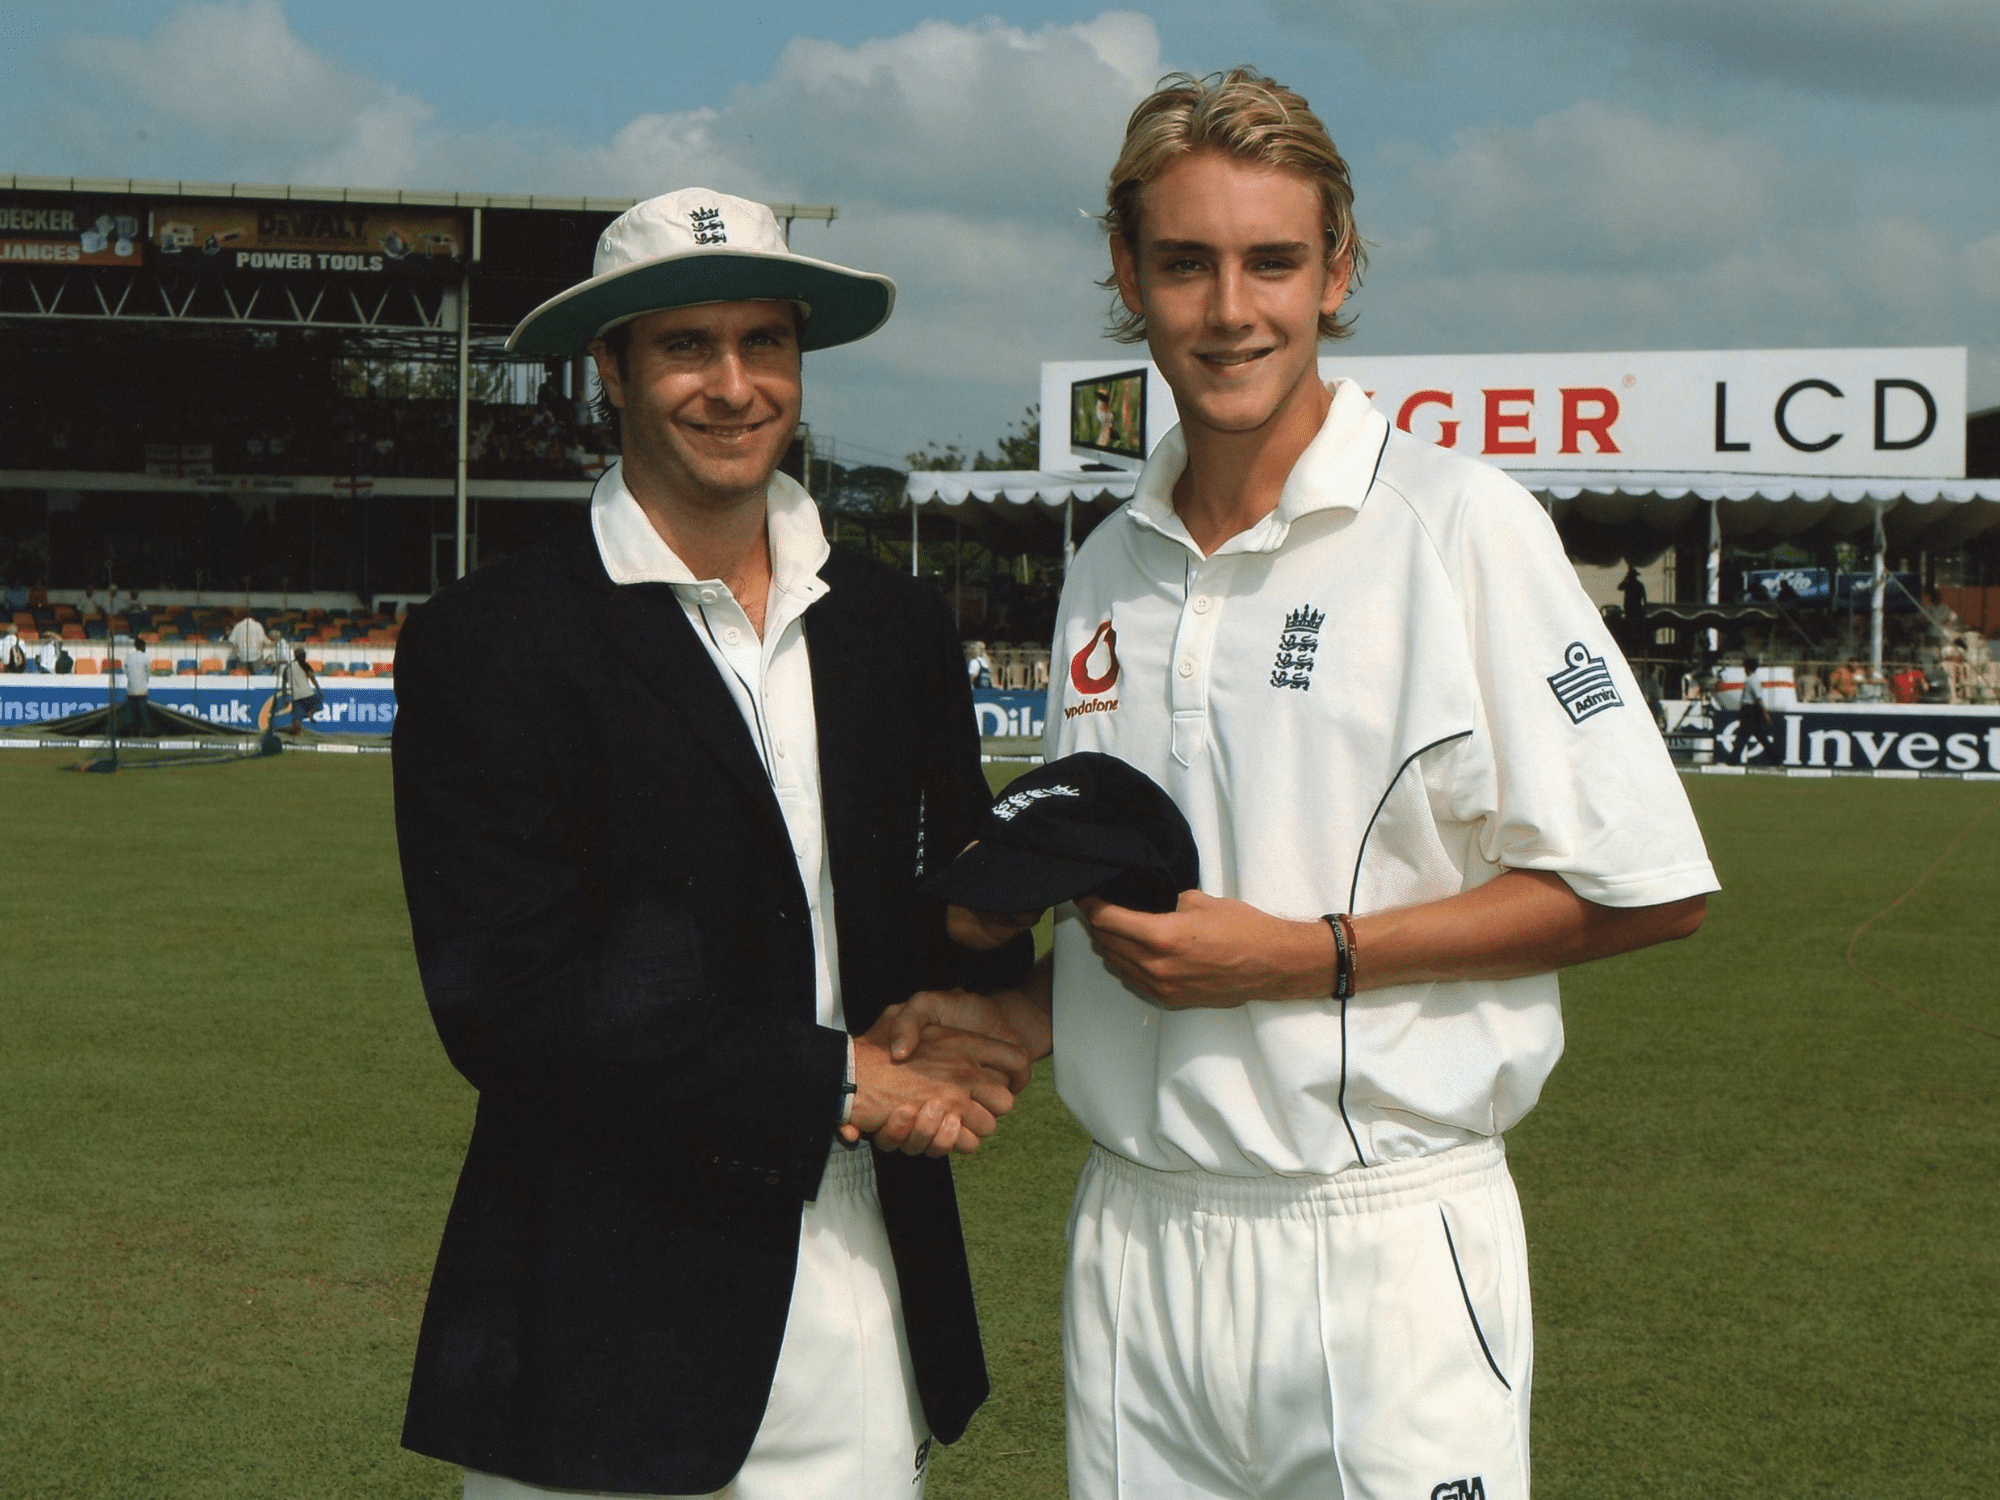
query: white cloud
66 0 431 186
1350 100 2000 400
33 3 2000 438
1397 102 1837 274
37 5 1159 455
1265 0 2000 104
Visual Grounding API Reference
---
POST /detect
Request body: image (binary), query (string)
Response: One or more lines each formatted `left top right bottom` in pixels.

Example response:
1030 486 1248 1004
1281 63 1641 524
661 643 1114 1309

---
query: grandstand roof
1 174 835 224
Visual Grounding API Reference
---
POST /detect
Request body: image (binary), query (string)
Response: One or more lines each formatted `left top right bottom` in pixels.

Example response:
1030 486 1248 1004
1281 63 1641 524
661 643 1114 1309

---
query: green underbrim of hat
506 249 894 356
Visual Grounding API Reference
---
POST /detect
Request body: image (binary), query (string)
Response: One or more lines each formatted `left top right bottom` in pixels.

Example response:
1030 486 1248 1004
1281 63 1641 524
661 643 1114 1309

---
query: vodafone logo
1069 619 1120 695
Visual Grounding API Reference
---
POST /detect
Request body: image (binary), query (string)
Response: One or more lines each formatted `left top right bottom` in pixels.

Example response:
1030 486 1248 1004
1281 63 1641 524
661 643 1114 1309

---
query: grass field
1 748 1995 1498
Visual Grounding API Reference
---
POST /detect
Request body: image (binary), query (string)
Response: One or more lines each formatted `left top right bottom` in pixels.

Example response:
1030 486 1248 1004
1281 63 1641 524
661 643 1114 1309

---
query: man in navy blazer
392 189 1030 1498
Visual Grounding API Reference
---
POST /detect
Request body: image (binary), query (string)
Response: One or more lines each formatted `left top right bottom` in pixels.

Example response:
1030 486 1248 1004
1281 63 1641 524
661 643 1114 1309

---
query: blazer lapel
804 570 880 890
578 572 790 842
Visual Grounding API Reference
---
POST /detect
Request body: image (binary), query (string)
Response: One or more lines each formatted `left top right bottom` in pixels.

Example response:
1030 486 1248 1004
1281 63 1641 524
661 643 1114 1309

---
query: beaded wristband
1321 912 1358 1001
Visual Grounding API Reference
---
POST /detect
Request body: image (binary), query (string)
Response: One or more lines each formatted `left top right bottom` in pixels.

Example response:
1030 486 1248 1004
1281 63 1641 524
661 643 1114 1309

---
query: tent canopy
1519 470 2000 555
909 467 2000 561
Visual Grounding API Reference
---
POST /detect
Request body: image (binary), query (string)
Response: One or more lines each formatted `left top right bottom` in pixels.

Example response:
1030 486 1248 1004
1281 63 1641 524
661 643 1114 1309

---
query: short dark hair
592 322 632 444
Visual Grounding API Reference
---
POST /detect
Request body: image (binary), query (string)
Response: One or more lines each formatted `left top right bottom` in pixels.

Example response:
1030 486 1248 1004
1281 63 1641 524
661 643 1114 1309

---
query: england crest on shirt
1269 605 1325 691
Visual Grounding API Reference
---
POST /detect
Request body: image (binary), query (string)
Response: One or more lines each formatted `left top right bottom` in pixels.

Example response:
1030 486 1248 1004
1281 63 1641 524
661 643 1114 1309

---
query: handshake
844 752 1206 1155
838 954 1051 1159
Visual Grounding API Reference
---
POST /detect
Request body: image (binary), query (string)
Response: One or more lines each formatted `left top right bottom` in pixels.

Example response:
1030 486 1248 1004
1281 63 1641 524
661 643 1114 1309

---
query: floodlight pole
454 267 471 581
1704 500 1720 655
1870 504 1887 678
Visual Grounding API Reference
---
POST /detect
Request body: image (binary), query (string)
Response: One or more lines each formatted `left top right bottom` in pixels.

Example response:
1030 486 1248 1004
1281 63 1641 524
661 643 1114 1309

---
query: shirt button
1177 659 1195 678
1192 596 1211 615
723 626 743 645
700 588 720 603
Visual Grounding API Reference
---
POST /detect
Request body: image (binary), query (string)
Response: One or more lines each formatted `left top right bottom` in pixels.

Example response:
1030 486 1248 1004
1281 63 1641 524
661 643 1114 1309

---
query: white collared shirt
592 460 846 1034
1046 379 1716 1177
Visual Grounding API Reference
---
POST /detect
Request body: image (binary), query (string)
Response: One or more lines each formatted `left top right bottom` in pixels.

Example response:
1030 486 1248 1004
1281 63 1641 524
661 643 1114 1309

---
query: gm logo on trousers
1432 1480 1486 1500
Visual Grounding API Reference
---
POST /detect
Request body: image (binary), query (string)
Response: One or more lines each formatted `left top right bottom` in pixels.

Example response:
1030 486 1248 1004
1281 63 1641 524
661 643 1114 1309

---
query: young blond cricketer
890 70 1717 1500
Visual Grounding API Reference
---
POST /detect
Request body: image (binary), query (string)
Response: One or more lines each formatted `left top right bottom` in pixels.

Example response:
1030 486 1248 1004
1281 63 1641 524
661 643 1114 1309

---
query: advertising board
0 676 397 734
1740 568 1830 602
1041 348 1968 479
151 202 467 277
1714 704 2000 771
0 196 145 266
972 689 1045 740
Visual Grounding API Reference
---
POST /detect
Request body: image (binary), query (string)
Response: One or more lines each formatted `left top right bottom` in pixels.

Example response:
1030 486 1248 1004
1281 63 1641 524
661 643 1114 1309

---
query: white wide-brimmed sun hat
506 188 895 356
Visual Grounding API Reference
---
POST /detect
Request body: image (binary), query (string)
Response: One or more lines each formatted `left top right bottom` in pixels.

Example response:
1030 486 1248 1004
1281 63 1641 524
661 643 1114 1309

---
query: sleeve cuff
839 1035 857 1126
1556 860 1720 908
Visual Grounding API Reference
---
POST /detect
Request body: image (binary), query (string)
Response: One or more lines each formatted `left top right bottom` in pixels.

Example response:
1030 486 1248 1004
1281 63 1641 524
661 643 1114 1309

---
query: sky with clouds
4 0 1996 466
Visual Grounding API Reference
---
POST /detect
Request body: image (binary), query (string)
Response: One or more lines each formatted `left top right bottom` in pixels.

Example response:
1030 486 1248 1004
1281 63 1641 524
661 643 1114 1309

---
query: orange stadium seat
198 658 225 674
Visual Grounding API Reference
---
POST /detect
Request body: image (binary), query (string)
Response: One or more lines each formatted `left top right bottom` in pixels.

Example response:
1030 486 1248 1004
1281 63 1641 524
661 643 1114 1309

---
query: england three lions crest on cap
1547 641 1623 723
688 206 727 245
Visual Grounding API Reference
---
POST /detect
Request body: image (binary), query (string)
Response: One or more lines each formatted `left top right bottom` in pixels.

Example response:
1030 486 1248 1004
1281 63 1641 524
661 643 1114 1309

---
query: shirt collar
1126 378 1388 555
590 458 832 603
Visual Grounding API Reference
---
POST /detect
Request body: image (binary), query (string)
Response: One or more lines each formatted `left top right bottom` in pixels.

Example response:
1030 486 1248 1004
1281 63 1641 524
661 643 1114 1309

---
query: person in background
80 585 102 615
965 639 993 689
285 646 322 734
227 612 269 669
121 641 154 735
1891 661 1926 704
1738 654 1778 762
1826 659 1859 701
1618 563 1649 653
3 637 24 673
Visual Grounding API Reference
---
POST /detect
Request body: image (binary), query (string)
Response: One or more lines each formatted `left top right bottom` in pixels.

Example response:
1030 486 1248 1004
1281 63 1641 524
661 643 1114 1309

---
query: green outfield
0 749 1994 1498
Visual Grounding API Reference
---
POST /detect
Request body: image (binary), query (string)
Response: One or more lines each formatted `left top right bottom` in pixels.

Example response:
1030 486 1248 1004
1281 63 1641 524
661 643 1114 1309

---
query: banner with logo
151 202 467 276
1714 704 2000 772
0 676 397 734
1043 348 1968 479
1 196 145 266
972 689 1045 740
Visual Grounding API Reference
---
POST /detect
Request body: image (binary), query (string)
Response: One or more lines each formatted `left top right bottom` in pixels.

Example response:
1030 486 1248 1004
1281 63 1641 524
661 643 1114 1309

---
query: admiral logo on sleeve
1546 641 1623 723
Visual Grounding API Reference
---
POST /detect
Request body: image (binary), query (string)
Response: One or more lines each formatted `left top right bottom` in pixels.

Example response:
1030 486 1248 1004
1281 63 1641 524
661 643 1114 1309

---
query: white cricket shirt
592 461 847 1034
1045 380 1717 1177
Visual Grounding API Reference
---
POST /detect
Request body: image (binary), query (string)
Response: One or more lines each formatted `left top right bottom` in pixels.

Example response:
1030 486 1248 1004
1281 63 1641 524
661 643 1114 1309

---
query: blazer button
765 1170 783 1186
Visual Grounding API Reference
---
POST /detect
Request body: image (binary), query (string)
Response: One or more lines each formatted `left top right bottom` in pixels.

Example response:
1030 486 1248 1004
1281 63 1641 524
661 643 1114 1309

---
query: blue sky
5 1 1997 465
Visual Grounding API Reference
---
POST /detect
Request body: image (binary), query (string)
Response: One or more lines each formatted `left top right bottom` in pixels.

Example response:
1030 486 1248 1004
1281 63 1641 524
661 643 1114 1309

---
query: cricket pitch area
1 748 1994 1498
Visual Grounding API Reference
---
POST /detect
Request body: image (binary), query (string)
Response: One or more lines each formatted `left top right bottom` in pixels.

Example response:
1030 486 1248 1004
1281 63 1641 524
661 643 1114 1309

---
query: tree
905 405 1041 474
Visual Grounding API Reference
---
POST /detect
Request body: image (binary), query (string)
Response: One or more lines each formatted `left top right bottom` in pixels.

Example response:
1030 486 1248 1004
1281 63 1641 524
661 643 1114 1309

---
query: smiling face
590 300 802 509
1110 150 1348 442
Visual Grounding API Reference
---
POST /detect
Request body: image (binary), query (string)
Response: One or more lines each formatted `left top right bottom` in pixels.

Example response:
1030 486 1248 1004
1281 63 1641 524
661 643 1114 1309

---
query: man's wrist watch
839 1037 858 1125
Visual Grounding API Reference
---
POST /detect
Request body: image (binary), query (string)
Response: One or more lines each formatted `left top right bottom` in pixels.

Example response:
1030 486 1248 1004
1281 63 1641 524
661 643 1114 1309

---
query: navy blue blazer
391 514 1019 1494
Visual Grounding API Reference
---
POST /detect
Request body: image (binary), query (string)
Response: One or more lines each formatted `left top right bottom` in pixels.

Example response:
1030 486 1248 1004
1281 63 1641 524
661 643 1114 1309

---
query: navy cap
920 752 1199 915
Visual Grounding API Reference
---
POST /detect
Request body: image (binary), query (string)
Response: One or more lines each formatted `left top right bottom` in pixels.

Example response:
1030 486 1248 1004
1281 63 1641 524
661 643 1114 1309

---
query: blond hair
1101 68 1365 344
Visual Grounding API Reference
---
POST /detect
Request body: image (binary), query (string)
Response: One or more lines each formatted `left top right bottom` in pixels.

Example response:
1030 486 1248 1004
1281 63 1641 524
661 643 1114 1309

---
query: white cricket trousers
465 1141 931 1500
1065 1137 1531 1500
